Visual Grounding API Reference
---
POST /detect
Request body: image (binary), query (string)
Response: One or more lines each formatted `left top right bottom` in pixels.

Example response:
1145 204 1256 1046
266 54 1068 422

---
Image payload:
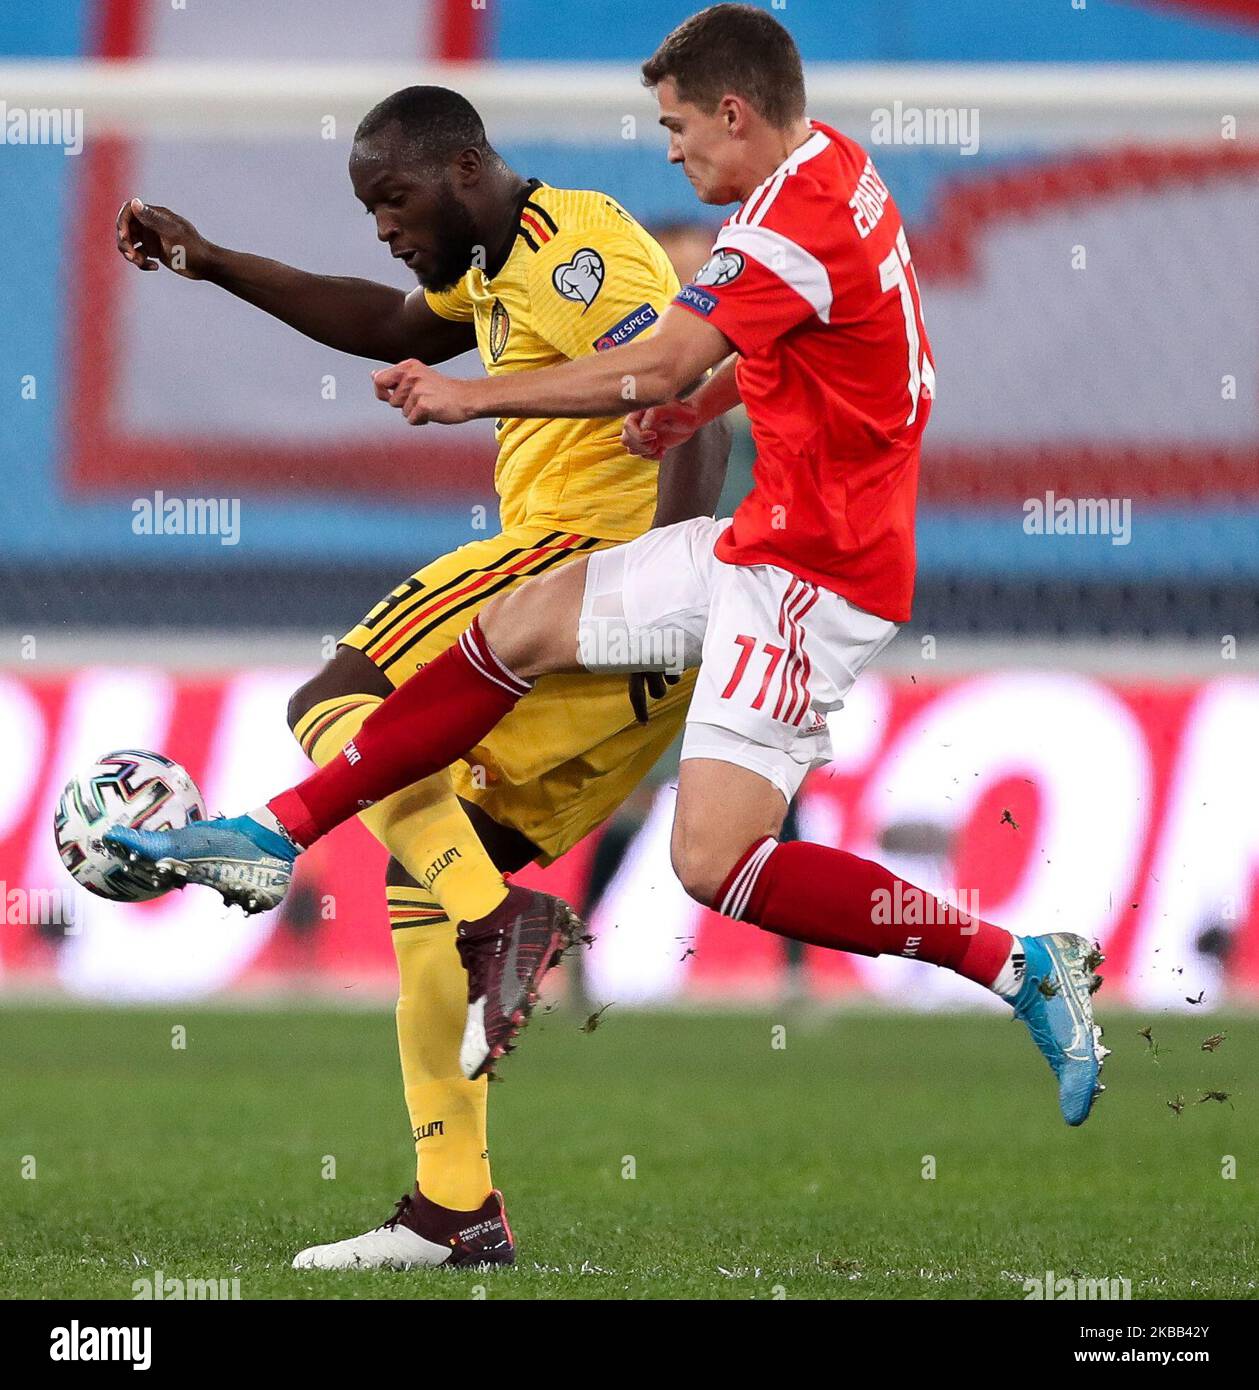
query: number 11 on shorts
722 634 787 711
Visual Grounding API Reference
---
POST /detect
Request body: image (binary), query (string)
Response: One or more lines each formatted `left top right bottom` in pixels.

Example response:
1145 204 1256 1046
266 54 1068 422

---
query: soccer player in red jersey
108 5 1107 1126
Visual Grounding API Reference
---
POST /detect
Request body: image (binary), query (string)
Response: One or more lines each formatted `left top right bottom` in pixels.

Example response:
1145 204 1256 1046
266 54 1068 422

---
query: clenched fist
621 399 701 460
372 359 474 426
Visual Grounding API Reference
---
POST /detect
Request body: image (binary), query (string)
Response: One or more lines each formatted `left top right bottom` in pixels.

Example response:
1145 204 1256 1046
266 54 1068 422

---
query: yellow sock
292 695 509 922
390 888 492 1209
291 693 499 1210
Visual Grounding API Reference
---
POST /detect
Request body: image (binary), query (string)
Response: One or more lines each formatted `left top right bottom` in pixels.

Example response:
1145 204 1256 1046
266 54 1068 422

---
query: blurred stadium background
2 0 1258 1012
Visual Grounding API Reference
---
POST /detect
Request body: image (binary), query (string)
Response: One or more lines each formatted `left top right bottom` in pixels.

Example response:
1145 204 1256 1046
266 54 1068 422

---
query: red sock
716 838 1013 987
269 618 530 847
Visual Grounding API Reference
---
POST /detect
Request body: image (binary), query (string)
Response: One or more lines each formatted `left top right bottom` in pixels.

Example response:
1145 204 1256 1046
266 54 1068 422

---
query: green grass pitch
2 1003 1254 1299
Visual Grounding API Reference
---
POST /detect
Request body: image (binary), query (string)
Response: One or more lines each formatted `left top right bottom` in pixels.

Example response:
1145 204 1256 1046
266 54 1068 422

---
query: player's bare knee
675 852 729 908
480 562 586 680
669 832 728 908
478 591 540 674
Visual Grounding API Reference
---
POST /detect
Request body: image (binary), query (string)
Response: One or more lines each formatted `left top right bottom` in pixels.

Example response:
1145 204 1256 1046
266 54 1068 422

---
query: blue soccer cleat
101 813 297 915
1011 932 1109 1126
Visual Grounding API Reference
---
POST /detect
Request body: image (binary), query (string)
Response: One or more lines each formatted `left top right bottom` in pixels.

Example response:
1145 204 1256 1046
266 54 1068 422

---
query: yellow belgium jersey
424 181 680 541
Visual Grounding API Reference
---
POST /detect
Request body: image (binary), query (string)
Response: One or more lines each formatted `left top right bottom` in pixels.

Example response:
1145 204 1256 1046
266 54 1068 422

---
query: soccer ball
53 750 207 902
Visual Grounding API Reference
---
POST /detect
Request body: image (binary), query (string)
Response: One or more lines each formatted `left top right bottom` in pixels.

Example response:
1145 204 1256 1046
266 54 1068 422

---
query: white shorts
578 516 900 802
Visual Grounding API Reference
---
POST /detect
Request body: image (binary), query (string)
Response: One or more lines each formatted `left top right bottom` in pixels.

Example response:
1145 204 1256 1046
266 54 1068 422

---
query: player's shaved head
354 85 492 168
642 4 806 129
350 86 525 294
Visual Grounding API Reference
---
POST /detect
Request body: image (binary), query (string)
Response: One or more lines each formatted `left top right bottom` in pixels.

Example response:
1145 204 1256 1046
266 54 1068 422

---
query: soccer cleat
457 884 584 1080
1011 932 1108 1126
100 813 297 915
291 1188 514 1271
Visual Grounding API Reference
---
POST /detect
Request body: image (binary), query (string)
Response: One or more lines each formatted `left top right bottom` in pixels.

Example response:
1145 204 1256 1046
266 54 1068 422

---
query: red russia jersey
674 121 934 623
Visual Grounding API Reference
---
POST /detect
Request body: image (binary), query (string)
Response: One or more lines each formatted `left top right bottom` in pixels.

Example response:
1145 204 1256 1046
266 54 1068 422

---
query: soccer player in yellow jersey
115 85 730 1269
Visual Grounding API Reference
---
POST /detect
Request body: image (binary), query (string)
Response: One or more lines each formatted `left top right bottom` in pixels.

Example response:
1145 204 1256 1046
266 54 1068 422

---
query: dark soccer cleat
457 884 584 1080
291 1187 514 1270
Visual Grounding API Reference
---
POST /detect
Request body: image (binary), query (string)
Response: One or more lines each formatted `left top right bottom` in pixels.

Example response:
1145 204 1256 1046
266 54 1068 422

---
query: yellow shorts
340 525 693 864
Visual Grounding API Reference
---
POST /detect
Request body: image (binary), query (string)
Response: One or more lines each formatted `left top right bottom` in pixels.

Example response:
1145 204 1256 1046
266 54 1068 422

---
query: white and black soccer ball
53 750 207 902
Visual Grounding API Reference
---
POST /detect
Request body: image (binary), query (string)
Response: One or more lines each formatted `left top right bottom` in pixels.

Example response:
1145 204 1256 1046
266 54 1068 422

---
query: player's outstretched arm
115 197 475 364
376 306 732 425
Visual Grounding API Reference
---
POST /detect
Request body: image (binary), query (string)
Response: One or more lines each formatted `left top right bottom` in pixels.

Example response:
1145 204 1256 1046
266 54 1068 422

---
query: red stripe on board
93 0 149 58
912 143 1259 286
1137 0 1259 29
68 433 496 500
66 135 127 495
436 0 489 61
918 445 1259 505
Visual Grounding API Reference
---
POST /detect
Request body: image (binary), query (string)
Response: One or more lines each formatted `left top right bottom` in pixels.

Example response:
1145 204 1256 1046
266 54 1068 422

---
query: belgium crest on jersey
489 298 510 362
